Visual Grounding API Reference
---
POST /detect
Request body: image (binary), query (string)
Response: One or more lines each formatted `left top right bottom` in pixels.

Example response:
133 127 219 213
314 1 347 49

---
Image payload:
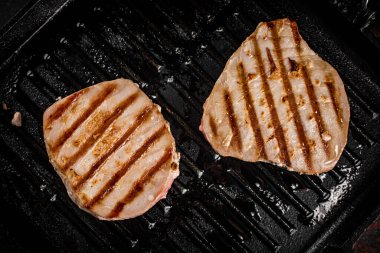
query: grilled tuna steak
200 18 349 174
43 78 180 220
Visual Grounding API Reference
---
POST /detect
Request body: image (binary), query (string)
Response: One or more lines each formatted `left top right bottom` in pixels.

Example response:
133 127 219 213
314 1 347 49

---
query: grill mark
269 22 312 169
290 21 301 48
290 20 331 159
73 105 154 191
208 115 218 137
251 37 291 166
266 48 277 74
60 92 139 173
237 62 267 160
45 90 85 128
107 148 172 218
84 126 167 209
223 90 242 151
325 77 343 126
301 66 330 157
50 85 115 153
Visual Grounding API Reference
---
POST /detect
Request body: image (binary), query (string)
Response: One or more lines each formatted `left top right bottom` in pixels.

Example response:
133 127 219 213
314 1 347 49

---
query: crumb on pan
2 102 8 110
11 112 22 127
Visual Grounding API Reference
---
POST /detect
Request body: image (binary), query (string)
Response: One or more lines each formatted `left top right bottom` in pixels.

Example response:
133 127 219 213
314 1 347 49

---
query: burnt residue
288 58 299 72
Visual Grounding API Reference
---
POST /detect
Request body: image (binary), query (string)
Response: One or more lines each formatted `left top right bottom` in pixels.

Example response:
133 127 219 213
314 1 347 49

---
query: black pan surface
0 0 379 252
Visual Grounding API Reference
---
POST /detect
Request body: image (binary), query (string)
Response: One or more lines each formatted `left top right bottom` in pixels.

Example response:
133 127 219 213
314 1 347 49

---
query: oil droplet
164 205 172 214
55 96 62 101
148 221 156 229
214 154 221 161
319 173 327 181
184 59 192 65
130 239 138 248
26 70 34 77
175 47 182 54
50 194 57 202
201 44 207 49
93 6 102 12
43 53 51 60
191 31 197 38
40 184 46 191
141 82 148 88
76 22 85 28
216 27 224 32
59 37 68 44
167 76 174 83
157 65 164 73
181 188 189 194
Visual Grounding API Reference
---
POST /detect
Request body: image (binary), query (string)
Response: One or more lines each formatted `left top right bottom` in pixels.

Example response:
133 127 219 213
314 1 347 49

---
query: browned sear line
61 92 139 172
223 90 242 151
46 90 85 128
290 20 301 48
266 48 277 74
290 21 332 159
252 35 291 166
208 115 218 137
301 66 331 158
269 22 312 169
237 62 267 160
73 105 154 191
325 77 343 126
107 148 172 218
84 126 167 209
50 84 116 153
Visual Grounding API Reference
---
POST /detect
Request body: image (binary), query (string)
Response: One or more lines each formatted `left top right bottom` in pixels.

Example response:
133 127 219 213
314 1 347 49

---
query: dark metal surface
328 0 380 50
0 0 379 252
0 0 34 31
353 214 380 253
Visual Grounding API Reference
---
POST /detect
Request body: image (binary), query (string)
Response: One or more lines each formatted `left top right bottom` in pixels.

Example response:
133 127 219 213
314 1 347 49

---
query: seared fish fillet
43 78 180 220
200 19 349 174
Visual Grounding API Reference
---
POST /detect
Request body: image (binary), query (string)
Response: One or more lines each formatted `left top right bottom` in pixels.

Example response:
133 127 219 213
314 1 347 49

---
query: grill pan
0 0 380 252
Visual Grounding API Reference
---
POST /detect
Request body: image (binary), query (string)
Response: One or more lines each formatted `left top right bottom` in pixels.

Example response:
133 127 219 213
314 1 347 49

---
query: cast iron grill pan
0 0 379 252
